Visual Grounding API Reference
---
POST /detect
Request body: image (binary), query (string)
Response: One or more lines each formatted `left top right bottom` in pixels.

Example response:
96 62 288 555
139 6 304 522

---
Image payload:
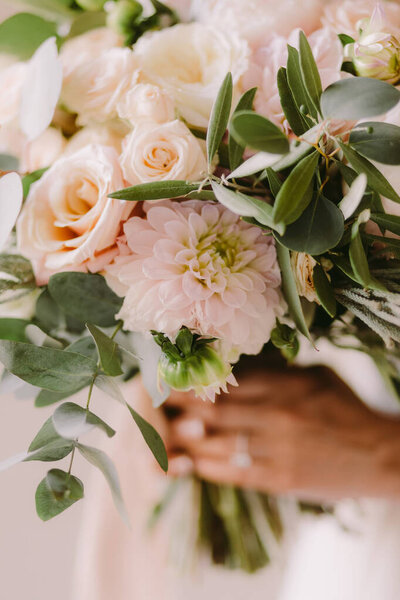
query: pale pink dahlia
105 200 284 358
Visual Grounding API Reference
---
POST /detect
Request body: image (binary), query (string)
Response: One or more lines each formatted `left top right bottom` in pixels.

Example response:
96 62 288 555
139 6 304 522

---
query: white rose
60 27 123 79
17 144 132 284
135 23 249 128
192 0 324 48
120 119 207 184
20 127 66 173
117 83 175 126
290 252 318 303
61 47 139 124
65 123 127 155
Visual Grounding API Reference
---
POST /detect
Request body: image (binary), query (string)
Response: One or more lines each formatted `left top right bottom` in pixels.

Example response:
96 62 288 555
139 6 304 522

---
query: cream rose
117 83 175 126
135 23 249 127
60 27 123 80
120 119 207 185
20 127 66 173
322 0 400 38
291 252 319 303
17 144 132 284
65 123 127 155
61 47 139 124
192 0 324 48
0 60 27 126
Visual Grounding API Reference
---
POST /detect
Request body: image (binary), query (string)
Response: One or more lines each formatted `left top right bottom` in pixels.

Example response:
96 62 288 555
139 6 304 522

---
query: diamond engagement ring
230 434 252 469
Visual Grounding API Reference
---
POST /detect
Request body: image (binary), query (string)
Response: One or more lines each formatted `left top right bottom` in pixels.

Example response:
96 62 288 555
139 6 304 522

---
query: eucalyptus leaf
52 402 115 439
349 122 400 165
22 167 47 199
67 10 106 38
24 438 74 463
207 72 233 164
35 289 61 333
286 45 316 121
87 323 123 377
272 151 319 225
0 318 29 343
313 264 336 317
36 469 84 521
109 180 200 201
0 340 96 393
0 154 19 170
276 195 344 254
230 111 289 154
321 78 400 120
370 213 400 235
127 404 168 472
211 182 283 234
229 87 257 170
77 443 129 525
349 225 370 287
339 143 400 203
299 31 322 115
66 337 97 360
269 125 319 173
228 151 283 180
275 242 310 339
29 416 61 452
0 13 58 60
35 389 73 408
277 67 307 136
48 272 123 327
0 254 35 295
266 168 282 197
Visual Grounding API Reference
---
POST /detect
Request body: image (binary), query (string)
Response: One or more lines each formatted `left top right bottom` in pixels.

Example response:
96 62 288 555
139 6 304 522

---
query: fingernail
169 455 194 477
176 418 205 439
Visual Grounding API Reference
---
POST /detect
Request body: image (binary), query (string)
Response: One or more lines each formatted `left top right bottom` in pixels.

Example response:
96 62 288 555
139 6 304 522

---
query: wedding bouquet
2 0 400 574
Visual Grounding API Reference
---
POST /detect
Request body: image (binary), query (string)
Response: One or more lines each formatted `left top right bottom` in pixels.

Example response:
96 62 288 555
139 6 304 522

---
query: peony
105 200 283 357
192 0 324 49
61 47 139 124
17 144 132 284
322 0 400 38
134 23 249 128
20 127 66 173
117 83 175 126
120 119 207 185
241 27 343 127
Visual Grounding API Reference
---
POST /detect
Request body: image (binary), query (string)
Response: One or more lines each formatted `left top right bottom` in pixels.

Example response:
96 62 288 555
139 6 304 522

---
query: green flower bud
106 0 143 36
75 0 107 11
153 329 235 401
344 6 400 84
271 321 299 361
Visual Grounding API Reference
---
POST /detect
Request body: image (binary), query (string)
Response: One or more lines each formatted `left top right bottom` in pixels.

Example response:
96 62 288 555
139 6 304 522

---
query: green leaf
66 336 97 360
349 223 370 287
35 389 71 408
270 320 299 360
313 264 336 317
86 323 123 377
228 151 283 180
266 168 282 197
299 31 322 114
0 13 58 60
275 242 310 339
109 180 200 201
338 33 355 46
276 195 344 254
211 182 284 234
277 67 307 136
338 173 368 220
339 143 400 203
230 110 289 154
67 10 106 38
29 417 61 452
268 127 318 173
0 318 29 342
228 87 257 170
349 122 400 165
0 254 35 296
370 213 400 235
286 45 316 121
52 402 116 439
321 78 400 120
22 168 47 199
207 72 233 164
36 469 84 521
127 404 168 472
0 340 96 393
0 154 19 170
273 151 319 225
48 272 123 327
77 443 129 524
24 438 74 462
35 289 61 333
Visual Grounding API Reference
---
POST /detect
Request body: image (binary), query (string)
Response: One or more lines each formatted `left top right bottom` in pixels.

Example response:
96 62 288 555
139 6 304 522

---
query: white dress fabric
72 346 400 600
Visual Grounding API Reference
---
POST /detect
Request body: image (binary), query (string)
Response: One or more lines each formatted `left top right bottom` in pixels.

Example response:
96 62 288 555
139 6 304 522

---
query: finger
167 453 194 477
192 456 290 494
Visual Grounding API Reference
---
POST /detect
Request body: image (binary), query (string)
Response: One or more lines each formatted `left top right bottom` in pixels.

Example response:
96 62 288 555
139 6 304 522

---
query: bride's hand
165 366 400 501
